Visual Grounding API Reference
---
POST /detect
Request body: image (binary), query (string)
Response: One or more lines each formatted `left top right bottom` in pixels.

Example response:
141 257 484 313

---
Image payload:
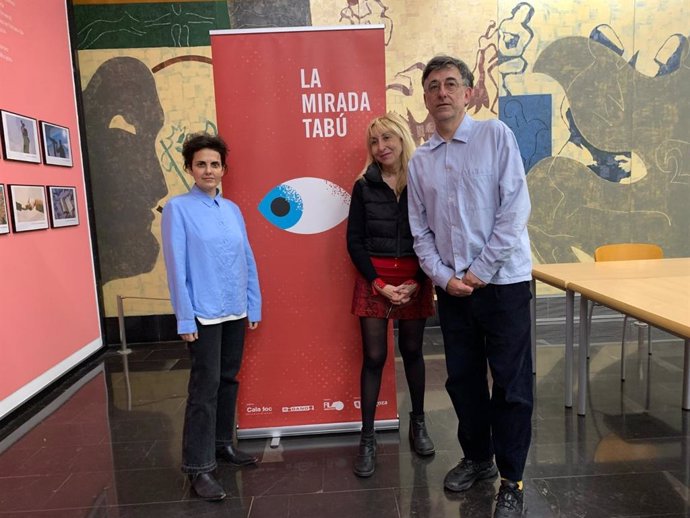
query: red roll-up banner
210 26 397 437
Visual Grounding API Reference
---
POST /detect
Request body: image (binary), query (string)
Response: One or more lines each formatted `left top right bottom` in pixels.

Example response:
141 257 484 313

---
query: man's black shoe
189 472 226 501
216 444 258 466
494 480 525 517
443 458 498 492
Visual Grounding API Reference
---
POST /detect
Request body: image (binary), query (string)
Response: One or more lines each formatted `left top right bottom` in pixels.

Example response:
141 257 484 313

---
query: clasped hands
446 270 486 297
375 281 418 306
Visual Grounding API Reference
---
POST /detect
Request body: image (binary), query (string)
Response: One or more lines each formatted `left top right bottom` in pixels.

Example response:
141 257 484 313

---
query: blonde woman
346 112 435 477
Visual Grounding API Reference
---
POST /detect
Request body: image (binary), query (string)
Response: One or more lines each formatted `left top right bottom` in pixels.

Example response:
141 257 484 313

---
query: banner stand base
237 417 399 441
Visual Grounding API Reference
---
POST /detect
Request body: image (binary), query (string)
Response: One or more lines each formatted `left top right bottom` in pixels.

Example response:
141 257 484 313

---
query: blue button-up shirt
407 114 532 289
162 185 261 334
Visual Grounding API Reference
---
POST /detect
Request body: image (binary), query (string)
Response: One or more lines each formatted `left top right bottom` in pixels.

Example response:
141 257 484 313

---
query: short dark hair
182 132 229 169
421 55 474 88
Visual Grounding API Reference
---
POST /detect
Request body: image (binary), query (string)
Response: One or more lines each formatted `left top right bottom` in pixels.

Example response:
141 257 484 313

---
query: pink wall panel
0 0 101 406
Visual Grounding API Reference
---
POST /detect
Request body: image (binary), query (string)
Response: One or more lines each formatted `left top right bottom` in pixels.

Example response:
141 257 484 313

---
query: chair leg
621 316 628 381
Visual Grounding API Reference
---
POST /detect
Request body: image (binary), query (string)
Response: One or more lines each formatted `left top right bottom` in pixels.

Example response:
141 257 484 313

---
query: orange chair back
594 243 664 262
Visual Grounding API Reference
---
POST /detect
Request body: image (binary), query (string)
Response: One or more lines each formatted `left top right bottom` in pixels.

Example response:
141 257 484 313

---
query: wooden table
570 276 690 415
531 258 690 409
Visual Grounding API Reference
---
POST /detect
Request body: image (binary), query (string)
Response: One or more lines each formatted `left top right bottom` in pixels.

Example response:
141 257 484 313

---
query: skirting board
0 337 103 421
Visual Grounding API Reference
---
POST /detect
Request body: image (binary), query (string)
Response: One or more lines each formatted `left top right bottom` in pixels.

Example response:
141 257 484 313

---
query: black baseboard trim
104 314 179 345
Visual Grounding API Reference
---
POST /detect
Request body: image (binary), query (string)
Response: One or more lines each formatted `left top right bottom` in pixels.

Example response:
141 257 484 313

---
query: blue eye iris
257 184 303 230
257 177 351 235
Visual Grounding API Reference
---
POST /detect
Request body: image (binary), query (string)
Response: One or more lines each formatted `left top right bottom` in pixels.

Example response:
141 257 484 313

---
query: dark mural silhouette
83 57 168 283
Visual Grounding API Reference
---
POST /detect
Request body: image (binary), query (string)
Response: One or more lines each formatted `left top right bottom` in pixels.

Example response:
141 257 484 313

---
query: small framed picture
0 110 41 163
40 121 73 167
0 184 9 235
47 186 79 228
8 184 49 232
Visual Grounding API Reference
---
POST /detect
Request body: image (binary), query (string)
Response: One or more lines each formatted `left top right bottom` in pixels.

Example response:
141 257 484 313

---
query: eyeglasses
424 78 464 95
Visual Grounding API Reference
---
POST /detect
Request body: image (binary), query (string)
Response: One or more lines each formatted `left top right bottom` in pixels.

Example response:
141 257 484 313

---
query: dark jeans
181 318 246 474
436 282 533 482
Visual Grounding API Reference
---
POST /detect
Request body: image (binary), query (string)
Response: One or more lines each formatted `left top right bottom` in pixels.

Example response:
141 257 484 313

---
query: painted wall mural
528 33 689 262
74 1 229 49
78 45 217 317
74 0 689 318
83 56 166 284
227 0 312 28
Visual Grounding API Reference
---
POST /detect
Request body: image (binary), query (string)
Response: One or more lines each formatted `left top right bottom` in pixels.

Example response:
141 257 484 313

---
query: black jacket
346 163 423 283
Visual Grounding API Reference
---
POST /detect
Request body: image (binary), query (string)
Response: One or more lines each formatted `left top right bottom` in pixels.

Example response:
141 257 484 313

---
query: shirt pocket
459 167 497 211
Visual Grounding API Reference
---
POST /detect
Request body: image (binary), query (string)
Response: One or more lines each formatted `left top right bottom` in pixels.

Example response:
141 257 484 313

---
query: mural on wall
527 34 689 262
79 45 217 317
497 2 535 96
83 57 167 284
227 0 312 28
74 0 689 319
74 1 229 49
338 0 393 45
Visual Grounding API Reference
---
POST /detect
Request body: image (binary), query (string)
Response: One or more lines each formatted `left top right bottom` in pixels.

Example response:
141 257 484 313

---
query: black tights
359 317 427 434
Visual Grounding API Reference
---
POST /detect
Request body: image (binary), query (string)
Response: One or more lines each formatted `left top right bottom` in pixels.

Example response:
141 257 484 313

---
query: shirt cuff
177 319 197 335
372 277 386 295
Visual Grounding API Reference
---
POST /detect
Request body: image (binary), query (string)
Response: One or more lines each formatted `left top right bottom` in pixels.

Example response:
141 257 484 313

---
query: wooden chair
588 243 664 381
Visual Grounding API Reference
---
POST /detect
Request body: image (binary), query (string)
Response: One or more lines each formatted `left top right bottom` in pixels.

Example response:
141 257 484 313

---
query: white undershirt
197 312 247 325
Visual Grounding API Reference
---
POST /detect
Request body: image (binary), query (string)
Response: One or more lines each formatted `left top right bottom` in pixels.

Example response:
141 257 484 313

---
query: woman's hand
397 281 419 298
180 332 198 342
377 283 415 305
248 321 259 330
374 282 402 303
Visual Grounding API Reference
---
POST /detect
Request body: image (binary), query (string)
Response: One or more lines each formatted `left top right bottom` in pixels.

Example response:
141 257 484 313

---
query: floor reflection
1 321 689 517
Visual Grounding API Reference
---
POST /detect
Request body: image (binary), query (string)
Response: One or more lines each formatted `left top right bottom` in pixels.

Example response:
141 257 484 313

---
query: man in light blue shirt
407 55 532 518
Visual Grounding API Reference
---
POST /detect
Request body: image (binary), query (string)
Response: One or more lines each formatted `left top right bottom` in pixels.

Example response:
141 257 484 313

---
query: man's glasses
424 78 464 95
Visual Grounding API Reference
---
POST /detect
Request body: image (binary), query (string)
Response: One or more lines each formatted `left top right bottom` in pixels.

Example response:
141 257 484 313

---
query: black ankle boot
353 431 376 477
409 412 435 456
216 444 259 466
188 472 226 501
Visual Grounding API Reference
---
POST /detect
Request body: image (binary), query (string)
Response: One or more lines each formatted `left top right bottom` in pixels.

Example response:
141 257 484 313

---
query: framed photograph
8 184 49 232
40 121 73 167
0 110 41 163
0 184 9 235
47 185 79 228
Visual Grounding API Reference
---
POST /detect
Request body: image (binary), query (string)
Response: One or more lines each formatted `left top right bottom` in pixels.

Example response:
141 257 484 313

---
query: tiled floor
1 312 689 517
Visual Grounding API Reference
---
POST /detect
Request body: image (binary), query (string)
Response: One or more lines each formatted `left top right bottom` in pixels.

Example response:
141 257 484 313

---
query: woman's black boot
353 431 376 477
409 412 435 456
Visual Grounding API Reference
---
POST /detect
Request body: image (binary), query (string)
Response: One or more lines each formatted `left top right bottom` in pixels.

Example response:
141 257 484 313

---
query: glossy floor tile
1 316 690 517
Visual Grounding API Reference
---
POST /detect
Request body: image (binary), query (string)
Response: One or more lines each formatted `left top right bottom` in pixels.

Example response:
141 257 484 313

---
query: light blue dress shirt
407 114 532 289
162 185 261 334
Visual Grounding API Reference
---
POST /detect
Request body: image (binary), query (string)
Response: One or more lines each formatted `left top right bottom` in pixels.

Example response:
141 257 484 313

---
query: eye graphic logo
258 177 351 234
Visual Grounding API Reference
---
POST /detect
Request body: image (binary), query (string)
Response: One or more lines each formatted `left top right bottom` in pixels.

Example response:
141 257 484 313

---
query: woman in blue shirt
162 132 262 501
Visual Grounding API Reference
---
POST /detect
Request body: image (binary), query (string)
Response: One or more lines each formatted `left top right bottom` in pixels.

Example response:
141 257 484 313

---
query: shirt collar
190 184 221 206
428 113 475 149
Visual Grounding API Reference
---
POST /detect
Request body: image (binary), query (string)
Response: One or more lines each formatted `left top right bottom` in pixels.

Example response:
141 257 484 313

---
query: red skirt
351 257 435 319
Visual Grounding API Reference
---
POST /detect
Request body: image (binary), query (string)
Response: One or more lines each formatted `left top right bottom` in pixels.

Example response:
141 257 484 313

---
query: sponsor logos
245 404 272 415
353 399 388 409
323 400 345 411
281 405 315 413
